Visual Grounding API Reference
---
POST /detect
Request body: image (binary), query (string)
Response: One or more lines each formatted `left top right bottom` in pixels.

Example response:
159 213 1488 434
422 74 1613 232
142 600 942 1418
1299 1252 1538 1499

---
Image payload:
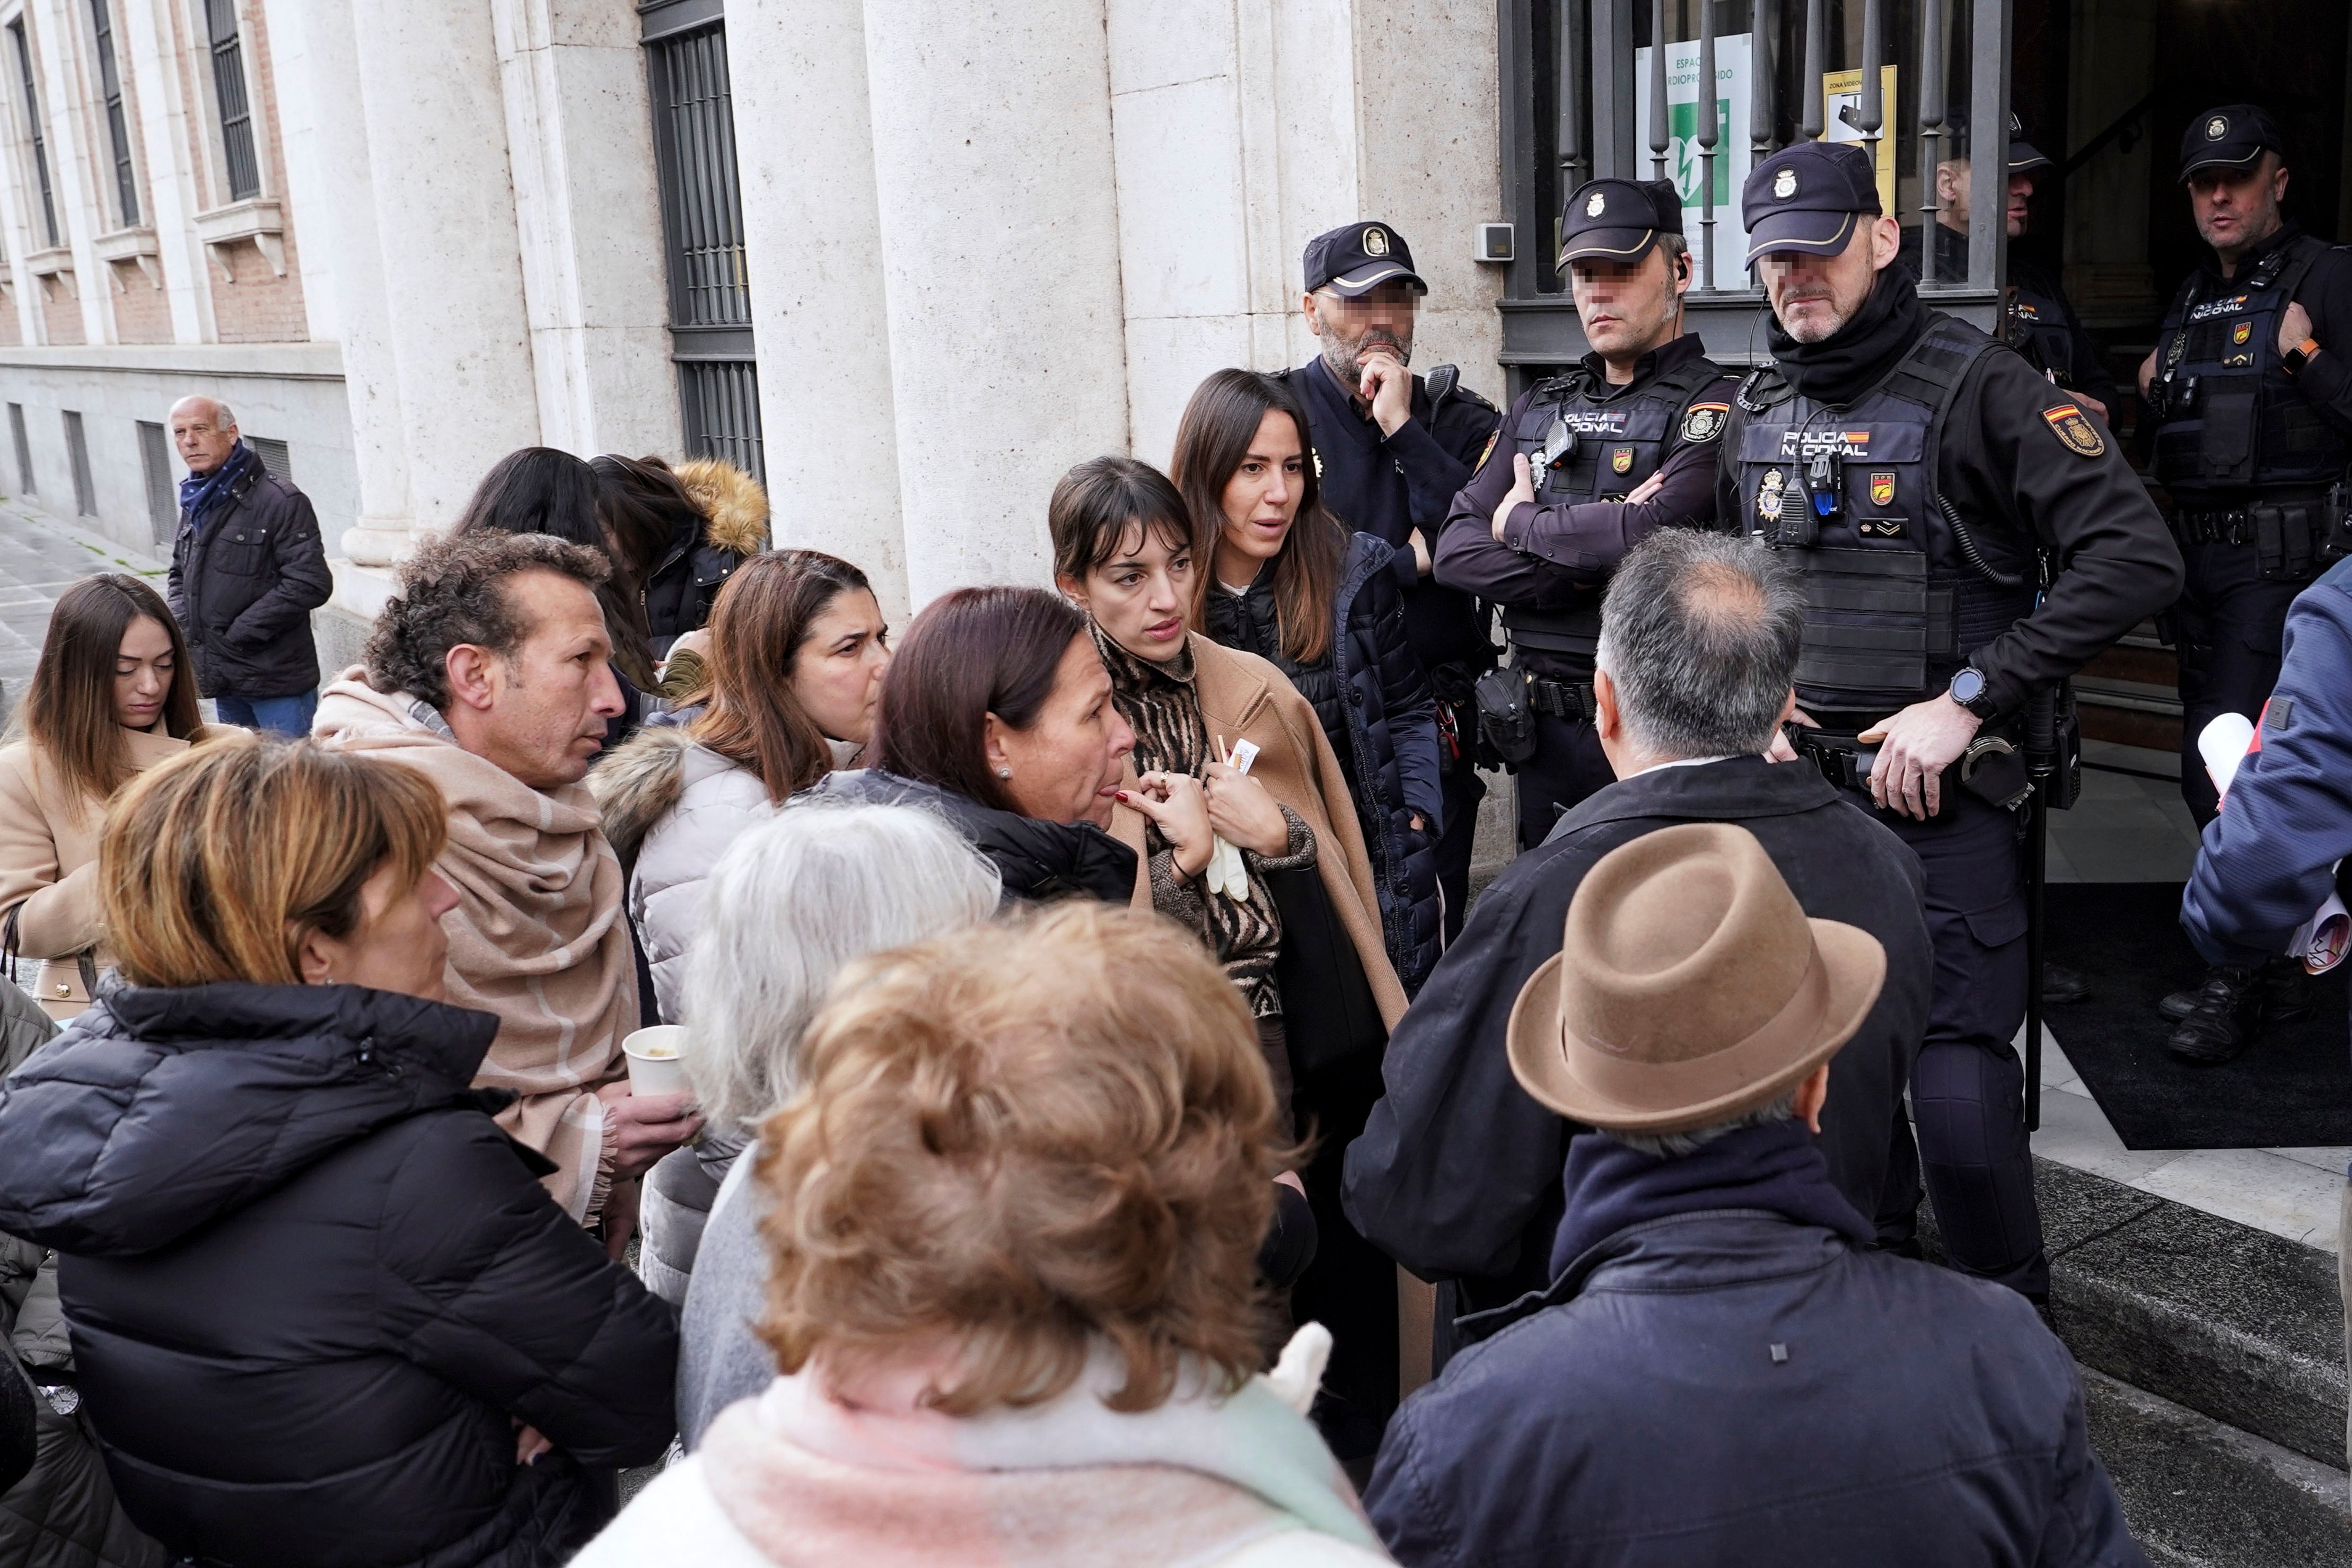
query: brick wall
107 261 169 342
198 0 305 346
37 277 80 344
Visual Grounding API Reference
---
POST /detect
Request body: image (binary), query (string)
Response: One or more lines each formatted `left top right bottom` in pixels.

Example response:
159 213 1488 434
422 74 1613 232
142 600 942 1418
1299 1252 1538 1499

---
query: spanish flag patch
2041 403 2105 458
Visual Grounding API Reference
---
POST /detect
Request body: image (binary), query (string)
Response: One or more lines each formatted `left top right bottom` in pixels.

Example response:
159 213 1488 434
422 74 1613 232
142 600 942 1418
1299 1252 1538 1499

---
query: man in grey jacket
164 397 330 735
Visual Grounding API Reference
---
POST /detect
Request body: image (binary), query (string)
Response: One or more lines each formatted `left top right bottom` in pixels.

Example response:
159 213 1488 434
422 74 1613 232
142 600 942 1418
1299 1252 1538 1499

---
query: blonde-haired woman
0 733 678 1567
577 901 1388 1568
0 574 205 1019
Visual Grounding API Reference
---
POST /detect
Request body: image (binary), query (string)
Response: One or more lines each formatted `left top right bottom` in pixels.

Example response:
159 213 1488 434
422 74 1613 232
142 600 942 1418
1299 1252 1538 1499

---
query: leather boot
2165 964 2263 1064
2041 963 2090 1005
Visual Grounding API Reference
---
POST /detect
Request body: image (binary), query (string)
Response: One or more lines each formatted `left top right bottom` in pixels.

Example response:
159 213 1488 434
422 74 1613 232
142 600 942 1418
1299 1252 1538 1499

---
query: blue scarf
179 440 258 535
1548 1117 1875 1280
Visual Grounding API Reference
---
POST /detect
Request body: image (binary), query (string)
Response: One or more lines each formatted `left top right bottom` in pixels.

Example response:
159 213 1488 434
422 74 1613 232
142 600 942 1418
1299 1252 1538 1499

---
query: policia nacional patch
2041 403 2105 457
1681 402 1730 443
1472 428 1501 474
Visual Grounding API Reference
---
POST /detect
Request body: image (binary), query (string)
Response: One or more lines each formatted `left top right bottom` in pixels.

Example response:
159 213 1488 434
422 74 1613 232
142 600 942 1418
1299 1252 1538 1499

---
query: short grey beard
1778 298 1855 345
1322 329 1414 387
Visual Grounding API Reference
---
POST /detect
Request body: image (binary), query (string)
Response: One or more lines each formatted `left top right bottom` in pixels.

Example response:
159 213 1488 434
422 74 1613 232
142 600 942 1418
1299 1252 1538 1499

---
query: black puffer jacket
644 459 770 656
1207 533 1445 990
797 769 1137 905
0 983 678 1568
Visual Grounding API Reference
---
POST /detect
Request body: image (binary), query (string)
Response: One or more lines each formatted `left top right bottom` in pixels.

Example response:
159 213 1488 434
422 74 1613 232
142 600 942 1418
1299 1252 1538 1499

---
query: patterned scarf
178 439 258 535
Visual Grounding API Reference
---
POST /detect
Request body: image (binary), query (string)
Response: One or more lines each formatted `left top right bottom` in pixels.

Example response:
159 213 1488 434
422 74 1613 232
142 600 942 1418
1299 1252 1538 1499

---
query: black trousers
1432 767 1485 944
1513 711 1617 851
1291 1049 1396 1461
2174 539 2309 827
1844 786 2047 1298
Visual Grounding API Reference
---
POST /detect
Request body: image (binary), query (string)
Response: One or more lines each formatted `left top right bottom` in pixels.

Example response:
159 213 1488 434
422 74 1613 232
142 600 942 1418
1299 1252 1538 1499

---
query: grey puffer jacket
1206 533 1445 991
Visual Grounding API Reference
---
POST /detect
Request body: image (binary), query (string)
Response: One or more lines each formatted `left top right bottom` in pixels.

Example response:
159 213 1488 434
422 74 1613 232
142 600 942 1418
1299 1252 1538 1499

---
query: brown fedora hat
1506 822 1885 1134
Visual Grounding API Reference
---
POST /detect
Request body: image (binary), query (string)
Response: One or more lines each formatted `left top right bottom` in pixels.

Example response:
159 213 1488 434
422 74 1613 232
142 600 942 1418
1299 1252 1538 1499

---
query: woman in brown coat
0 576 204 1020
1048 455 1418 1469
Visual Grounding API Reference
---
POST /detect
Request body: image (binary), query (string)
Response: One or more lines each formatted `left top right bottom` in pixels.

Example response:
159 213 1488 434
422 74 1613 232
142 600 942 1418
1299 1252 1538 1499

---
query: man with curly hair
313 528 700 1245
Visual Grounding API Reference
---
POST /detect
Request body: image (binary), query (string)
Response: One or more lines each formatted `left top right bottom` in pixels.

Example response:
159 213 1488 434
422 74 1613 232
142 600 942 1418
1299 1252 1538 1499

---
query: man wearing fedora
1361 823 2143 1567
1345 530 1930 1323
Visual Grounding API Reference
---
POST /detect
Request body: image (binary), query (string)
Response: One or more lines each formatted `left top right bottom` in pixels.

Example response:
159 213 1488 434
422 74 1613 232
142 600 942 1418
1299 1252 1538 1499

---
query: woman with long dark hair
1173 368 1447 996
593 550 889 1021
590 455 768 663
0 574 206 1019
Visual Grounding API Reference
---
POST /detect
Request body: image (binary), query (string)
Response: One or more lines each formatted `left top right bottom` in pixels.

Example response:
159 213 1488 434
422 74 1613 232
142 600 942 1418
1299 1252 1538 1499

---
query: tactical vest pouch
2326 480 2352 562
1499 601 1603 661
1473 664 1538 766
1791 549 1949 695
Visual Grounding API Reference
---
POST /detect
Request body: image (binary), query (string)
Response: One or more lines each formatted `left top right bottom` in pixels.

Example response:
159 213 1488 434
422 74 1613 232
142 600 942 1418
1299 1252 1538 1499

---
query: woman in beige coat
0 575 204 1020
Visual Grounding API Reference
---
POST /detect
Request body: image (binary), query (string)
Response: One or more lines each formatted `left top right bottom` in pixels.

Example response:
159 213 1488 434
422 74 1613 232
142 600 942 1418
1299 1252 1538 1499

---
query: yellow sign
1817 66 1900 220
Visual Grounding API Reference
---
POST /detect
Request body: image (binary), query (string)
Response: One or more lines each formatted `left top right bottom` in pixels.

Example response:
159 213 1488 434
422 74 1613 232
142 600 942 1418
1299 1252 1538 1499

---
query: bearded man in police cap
1437 177 1740 848
1720 138 2180 1302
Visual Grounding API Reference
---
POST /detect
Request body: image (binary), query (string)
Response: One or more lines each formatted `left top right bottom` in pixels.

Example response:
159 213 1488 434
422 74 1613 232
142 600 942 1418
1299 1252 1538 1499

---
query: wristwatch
1947 665 1999 721
2284 338 2322 376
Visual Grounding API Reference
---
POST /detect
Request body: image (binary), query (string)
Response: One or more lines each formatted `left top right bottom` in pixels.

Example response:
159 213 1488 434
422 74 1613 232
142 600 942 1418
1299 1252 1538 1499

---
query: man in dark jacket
1362 818 2144 1568
1288 223 1501 938
164 397 331 735
1344 530 1932 1322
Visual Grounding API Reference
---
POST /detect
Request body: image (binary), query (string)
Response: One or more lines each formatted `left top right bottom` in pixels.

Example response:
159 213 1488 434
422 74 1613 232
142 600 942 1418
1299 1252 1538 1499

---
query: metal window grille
644 4 764 482
137 420 173 544
204 0 258 201
63 411 93 517
8 404 30 495
10 22 55 247
248 435 288 479
89 0 135 226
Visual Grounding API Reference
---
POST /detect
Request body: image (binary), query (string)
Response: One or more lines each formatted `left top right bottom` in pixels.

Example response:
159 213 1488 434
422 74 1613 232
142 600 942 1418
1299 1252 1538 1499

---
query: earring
996 767 1013 779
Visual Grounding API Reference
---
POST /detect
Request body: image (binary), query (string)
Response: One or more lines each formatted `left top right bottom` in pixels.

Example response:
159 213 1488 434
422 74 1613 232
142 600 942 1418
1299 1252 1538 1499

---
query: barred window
204 0 257 202
90 0 136 226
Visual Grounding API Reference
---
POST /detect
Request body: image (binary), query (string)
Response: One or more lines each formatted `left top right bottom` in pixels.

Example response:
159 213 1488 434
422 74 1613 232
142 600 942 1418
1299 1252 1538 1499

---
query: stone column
861 0 1130 603
729 0 910 617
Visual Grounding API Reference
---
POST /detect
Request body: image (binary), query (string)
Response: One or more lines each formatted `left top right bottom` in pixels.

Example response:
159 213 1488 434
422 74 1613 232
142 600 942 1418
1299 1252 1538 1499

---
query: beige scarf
313 672 636 1222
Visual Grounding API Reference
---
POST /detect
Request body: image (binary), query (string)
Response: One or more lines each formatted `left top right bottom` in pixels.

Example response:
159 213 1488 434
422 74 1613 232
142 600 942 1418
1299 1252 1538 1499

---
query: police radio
1803 451 1842 526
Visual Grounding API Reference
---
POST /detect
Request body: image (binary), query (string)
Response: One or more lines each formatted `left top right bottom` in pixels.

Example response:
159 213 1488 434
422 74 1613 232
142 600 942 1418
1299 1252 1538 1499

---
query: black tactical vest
2001 280 2078 389
1731 314 2040 713
2150 234 2349 495
1497 354 1728 666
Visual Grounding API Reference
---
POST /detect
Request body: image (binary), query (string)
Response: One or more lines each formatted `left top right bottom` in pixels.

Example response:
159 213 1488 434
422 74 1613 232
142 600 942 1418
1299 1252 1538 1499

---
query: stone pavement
0 502 165 727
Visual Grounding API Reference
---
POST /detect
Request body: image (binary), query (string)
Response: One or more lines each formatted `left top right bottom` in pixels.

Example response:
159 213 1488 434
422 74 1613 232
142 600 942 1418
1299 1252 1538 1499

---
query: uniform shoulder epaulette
1451 384 1498 413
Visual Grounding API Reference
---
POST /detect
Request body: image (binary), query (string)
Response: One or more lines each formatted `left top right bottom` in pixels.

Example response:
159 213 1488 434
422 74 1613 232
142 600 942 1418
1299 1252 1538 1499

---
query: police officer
1899 112 2120 421
1287 222 1502 937
1726 141 2181 1298
2137 105 2352 1063
1436 178 1737 848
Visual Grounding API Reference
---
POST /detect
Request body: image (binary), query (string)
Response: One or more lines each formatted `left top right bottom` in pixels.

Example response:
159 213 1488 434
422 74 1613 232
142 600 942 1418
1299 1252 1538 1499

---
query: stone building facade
0 0 1509 631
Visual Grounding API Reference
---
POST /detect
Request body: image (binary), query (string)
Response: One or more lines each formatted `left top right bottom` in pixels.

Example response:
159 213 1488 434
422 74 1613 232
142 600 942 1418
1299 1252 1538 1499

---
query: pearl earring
996 767 1013 779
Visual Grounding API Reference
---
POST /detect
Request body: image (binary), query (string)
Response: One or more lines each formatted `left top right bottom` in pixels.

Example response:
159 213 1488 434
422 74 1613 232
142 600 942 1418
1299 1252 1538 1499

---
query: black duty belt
1790 720 2032 817
2172 492 2343 579
1528 676 1596 723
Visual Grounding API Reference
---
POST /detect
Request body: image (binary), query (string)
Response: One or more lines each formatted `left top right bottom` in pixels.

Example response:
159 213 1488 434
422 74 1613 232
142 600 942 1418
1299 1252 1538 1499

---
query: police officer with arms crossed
1727 140 2181 1299
1286 223 1502 937
1437 178 1740 849
2137 105 2352 1063
1899 112 2120 423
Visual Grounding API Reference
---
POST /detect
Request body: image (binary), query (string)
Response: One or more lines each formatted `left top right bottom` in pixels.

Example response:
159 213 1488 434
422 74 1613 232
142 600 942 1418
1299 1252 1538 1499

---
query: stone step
2082 1369 2352 1567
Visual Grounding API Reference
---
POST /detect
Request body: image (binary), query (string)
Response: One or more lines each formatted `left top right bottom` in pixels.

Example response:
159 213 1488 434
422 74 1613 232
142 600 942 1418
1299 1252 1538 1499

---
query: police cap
1557 178 1683 270
1742 142 1880 265
2179 104 2287 182
1304 222 1428 297
1943 110 2051 172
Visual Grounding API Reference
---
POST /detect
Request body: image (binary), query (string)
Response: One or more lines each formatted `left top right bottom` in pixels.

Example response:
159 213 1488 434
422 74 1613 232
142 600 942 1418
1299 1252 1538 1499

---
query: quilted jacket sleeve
376 1113 679 1467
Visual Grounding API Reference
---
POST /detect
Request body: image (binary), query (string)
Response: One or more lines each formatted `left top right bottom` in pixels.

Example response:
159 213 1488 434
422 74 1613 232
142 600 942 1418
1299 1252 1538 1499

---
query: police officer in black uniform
1899 112 2120 421
1725 142 2181 1298
2137 105 2352 1062
1286 222 1502 938
1437 178 1738 848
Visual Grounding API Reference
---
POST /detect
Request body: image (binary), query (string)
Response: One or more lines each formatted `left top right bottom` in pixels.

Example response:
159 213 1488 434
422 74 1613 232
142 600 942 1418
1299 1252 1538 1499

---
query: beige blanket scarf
314 672 636 1222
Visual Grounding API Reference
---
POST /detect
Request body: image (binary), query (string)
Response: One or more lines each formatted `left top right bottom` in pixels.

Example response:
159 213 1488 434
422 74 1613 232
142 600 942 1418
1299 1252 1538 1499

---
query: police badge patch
1610 446 1634 474
2041 403 2105 457
1586 190 1606 218
1868 471 1895 506
1472 429 1500 474
1757 468 1785 521
2233 320 2253 345
1363 226 1389 256
1773 167 1797 199
1680 402 1728 443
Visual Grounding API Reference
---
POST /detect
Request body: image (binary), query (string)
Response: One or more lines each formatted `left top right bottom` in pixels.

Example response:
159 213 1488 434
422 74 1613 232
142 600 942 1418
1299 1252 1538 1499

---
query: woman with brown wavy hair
0 574 206 1019
593 549 888 1023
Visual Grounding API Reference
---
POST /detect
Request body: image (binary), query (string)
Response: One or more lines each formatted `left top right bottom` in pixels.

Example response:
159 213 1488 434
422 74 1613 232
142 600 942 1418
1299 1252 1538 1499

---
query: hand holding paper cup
622 1025 690 1097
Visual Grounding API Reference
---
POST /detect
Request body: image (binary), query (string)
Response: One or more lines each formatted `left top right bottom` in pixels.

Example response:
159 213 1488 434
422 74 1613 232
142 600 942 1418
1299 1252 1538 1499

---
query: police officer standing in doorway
1287 223 1502 937
1899 112 2120 421
2138 105 2352 1064
1727 141 2181 1299
1437 178 1738 848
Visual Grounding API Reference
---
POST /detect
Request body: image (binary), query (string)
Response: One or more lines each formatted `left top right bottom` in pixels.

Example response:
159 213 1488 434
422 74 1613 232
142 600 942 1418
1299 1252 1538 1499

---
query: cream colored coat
0 728 189 1020
1107 634 1406 1033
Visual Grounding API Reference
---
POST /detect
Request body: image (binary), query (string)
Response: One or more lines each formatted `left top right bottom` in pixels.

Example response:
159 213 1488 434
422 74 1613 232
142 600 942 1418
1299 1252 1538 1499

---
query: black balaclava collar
1767 262 1929 406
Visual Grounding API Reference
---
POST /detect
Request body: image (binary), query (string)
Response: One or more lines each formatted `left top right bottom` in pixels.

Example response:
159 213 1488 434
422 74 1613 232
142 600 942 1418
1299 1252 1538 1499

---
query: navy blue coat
1207 533 1446 991
2183 554 2352 973
0 983 678 1568
1364 1210 2147 1568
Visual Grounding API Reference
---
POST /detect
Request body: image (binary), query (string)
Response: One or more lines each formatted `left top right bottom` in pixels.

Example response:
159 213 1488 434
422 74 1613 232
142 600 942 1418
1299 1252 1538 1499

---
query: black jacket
1364 1209 2145 1567
166 450 332 700
0 983 678 1568
797 769 1138 905
1206 533 1446 991
641 460 768 657
1341 756 1932 1308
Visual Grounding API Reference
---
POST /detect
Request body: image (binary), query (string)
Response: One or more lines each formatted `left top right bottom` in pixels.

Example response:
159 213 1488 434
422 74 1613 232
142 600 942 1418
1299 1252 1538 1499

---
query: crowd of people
8 96 2345 1568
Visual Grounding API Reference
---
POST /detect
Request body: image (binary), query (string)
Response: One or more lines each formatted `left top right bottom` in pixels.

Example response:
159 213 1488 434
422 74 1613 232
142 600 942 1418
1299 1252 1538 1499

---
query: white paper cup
623 1025 691 1097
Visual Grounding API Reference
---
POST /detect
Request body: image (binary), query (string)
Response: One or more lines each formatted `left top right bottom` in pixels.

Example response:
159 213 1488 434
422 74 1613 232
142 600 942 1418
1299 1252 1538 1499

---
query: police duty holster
1473 664 1538 766
1788 721 2035 823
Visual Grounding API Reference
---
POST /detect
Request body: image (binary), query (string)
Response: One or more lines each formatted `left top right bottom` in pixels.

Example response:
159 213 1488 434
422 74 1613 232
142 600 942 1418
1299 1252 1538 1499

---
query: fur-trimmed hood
590 726 696 869
673 459 770 559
